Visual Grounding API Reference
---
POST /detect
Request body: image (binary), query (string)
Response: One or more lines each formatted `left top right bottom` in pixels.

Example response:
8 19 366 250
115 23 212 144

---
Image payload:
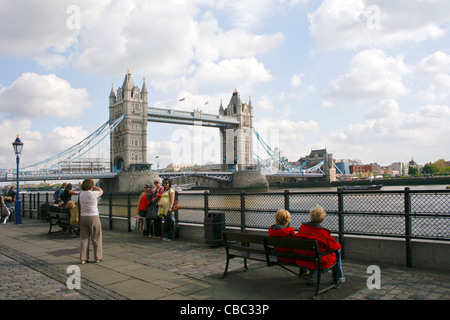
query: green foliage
422 159 450 175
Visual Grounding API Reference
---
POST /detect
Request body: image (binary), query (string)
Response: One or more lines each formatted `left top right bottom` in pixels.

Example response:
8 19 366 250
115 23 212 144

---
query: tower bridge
1 70 333 191
109 70 254 174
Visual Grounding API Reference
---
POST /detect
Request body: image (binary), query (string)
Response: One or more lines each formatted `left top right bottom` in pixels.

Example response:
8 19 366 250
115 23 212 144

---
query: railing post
337 189 345 259
174 191 179 239
108 192 113 230
240 190 246 233
284 190 290 212
204 191 209 219
127 192 131 232
404 187 412 268
37 193 40 219
33 193 36 218
22 193 25 218
29 194 32 218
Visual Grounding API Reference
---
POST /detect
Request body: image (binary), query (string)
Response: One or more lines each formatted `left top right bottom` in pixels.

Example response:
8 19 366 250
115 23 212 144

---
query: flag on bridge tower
179 97 185 102
204 101 208 105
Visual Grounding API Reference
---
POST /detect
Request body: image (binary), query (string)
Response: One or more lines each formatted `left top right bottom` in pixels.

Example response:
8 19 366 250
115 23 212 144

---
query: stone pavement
0 218 449 303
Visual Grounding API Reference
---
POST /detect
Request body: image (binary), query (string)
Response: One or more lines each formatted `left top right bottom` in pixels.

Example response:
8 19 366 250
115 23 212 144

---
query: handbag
70 206 79 226
147 201 159 219
172 200 179 211
131 216 145 231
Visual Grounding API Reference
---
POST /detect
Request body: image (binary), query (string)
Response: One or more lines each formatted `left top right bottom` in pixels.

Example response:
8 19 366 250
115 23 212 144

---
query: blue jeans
309 249 344 279
163 212 175 239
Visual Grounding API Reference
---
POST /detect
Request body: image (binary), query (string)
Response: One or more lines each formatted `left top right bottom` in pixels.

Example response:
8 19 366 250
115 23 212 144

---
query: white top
79 190 100 216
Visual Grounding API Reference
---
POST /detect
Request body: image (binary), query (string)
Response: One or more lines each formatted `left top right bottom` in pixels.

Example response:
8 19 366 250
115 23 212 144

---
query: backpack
53 188 60 201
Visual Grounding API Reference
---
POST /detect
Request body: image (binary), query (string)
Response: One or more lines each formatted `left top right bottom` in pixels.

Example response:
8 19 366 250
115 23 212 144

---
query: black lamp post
12 135 23 225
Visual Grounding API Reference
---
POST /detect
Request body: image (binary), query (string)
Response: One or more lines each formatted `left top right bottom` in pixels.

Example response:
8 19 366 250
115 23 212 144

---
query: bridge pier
100 171 160 193
229 170 268 191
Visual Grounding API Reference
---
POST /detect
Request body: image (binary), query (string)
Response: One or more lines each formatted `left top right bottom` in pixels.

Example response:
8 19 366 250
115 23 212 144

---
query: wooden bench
222 231 340 299
47 211 75 235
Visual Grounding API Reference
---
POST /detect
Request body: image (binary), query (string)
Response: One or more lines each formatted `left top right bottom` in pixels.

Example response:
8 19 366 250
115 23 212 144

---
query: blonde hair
62 201 76 211
310 206 327 224
275 209 291 226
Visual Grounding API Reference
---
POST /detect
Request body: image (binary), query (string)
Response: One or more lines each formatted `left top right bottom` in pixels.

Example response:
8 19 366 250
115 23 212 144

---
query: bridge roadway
0 172 119 182
1 170 327 183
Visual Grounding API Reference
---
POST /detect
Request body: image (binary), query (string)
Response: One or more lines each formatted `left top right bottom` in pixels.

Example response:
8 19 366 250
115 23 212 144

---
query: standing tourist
137 183 153 237
151 178 165 239
1 195 11 224
60 183 77 204
79 178 103 264
158 178 176 241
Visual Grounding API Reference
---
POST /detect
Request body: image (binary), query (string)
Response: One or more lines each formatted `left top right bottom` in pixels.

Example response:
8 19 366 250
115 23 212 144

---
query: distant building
349 163 381 177
334 159 363 175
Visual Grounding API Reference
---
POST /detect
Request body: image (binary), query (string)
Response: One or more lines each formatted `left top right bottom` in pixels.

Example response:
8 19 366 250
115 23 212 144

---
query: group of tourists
136 177 176 242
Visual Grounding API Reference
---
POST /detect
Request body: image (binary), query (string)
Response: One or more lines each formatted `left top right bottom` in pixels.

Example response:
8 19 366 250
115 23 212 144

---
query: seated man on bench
268 209 297 263
295 206 345 283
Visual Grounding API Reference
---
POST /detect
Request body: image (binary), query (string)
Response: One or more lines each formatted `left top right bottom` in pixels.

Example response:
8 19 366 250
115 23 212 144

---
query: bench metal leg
222 256 230 278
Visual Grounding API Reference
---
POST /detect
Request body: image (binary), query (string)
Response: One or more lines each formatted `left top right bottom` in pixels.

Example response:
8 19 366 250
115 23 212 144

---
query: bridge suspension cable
253 128 312 173
253 128 327 175
21 114 125 173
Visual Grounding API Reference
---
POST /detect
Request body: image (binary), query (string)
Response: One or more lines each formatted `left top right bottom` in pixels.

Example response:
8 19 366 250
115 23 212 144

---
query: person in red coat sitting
268 209 297 263
295 206 345 283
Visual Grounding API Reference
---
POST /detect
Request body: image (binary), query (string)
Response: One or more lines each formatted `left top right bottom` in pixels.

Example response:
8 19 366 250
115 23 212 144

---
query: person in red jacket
295 206 345 283
268 209 297 263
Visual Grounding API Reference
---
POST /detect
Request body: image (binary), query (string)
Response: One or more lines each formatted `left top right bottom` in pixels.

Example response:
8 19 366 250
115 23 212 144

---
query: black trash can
40 203 51 220
204 212 225 246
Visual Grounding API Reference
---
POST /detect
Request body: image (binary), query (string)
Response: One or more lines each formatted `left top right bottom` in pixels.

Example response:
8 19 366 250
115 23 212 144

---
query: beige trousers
79 215 102 261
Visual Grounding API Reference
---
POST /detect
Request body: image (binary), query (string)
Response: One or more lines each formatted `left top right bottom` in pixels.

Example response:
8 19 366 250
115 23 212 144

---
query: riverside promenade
1 218 449 305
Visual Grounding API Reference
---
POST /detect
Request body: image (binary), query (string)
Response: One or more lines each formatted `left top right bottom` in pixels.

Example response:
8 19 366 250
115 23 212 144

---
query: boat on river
338 184 383 191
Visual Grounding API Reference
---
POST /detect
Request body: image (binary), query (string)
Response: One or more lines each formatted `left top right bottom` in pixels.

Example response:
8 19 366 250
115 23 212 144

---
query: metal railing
21 187 450 267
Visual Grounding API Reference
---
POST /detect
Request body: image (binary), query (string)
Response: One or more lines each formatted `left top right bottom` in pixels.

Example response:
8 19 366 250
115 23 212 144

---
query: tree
422 163 441 175
408 166 418 175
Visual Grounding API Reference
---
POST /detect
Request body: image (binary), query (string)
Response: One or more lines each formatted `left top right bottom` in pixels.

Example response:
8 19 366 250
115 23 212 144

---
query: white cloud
192 58 273 89
214 0 279 29
308 0 450 50
323 49 410 106
0 117 89 169
418 74 450 102
365 99 400 120
291 73 305 88
256 96 275 112
69 1 282 83
416 51 450 74
0 73 92 119
327 101 450 164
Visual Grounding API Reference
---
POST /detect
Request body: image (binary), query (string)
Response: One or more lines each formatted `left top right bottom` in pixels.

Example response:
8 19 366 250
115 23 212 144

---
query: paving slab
0 218 449 305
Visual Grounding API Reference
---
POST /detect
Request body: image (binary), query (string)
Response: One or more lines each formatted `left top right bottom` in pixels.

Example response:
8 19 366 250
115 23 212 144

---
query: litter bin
204 212 225 246
40 203 51 220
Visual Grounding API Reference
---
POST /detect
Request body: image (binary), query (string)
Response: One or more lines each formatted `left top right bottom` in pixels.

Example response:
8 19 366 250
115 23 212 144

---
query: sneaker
162 237 171 242
337 277 345 283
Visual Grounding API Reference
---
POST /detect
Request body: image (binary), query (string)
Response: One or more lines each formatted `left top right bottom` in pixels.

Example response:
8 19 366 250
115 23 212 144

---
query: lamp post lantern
12 135 23 224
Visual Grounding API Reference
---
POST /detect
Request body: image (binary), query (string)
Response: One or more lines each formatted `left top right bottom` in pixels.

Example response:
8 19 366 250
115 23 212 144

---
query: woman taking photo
79 178 103 264
158 178 175 241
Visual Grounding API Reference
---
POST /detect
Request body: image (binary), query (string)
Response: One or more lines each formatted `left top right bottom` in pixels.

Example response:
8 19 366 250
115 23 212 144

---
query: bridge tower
219 89 254 171
109 70 148 172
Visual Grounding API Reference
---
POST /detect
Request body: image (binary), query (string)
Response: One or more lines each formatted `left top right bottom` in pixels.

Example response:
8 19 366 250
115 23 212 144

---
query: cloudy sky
1 0 449 171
